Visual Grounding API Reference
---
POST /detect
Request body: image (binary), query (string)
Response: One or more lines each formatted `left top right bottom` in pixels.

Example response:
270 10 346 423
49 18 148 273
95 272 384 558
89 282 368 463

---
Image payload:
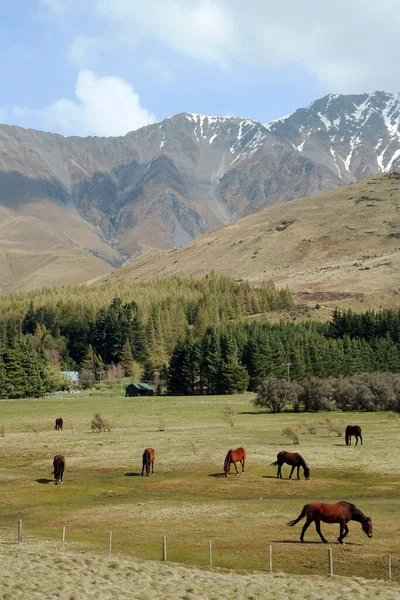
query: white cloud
95 0 236 69
87 0 400 92
67 34 111 67
12 70 156 136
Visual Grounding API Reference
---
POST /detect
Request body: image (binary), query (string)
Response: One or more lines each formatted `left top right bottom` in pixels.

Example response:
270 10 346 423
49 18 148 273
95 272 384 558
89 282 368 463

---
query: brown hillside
93 173 400 311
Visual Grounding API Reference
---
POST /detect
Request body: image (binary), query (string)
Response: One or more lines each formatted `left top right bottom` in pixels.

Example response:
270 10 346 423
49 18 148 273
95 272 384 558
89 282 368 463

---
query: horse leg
289 465 295 480
315 520 328 543
233 460 239 475
277 464 282 478
141 461 145 476
360 434 362 445
355 436 358 446
338 523 349 544
241 457 245 474
337 523 345 544
297 465 300 480
151 460 154 475
300 518 312 542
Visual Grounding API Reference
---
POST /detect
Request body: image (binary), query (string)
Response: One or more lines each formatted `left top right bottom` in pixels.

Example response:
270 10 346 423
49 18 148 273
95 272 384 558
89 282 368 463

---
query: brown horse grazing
288 501 372 544
224 447 246 477
271 451 310 480
345 425 362 446
55 417 63 431
141 448 155 476
53 455 65 485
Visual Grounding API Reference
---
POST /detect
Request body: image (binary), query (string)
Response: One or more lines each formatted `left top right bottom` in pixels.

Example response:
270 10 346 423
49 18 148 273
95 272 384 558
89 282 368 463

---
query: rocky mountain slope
93 172 400 313
1 91 400 292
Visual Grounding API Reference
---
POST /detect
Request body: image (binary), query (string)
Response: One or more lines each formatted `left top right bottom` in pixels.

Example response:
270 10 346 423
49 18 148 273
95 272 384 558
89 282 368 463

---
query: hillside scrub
253 372 400 413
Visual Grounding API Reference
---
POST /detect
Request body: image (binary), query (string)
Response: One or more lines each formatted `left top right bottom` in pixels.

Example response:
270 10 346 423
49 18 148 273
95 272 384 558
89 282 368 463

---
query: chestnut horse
53 455 65 485
224 447 246 477
345 425 362 446
288 501 372 544
55 417 63 431
141 448 155 476
271 451 310 480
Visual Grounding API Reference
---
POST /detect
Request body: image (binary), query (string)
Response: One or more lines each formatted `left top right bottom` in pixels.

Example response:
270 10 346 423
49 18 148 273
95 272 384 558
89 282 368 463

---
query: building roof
60 371 79 382
126 382 153 391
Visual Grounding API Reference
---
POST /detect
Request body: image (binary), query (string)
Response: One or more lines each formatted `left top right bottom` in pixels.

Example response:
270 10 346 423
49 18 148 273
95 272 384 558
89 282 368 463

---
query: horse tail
270 460 279 466
146 450 150 474
287 504 308 527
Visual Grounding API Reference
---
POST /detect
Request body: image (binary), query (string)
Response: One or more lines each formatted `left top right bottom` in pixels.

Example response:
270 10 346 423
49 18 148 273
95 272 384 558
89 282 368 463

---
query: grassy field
0 393 400 591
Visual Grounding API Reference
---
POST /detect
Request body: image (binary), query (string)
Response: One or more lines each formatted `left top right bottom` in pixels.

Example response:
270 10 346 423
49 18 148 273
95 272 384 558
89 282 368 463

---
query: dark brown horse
53 455 65 485
271 450 310 480
345 425 362 446
224 447 246 477
55 417 63 431
141 448 155 476
288 501 372 544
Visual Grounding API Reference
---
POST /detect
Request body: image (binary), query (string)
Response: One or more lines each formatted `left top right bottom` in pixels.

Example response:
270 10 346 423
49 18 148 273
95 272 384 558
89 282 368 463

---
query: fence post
162 536 167 561
62 526 66 549
209 540 213 568
18 520 22 543
109 531 112 554
328 548 333 577
388 554 392 581
269 544 273 573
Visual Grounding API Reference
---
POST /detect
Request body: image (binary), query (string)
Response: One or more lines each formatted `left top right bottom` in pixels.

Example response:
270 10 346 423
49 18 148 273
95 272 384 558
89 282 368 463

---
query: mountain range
0 91 400 292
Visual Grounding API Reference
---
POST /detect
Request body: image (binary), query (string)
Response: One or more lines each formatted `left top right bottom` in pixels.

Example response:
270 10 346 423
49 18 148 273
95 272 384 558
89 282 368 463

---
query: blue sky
1 0 399 136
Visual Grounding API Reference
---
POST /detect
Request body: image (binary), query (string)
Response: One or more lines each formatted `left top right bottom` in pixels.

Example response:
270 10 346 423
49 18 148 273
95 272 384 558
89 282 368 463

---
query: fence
13 520 397 581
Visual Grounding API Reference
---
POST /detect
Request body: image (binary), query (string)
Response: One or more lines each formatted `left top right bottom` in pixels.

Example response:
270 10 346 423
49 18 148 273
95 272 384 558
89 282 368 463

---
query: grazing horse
345 425 362 446
55 417 63 431
271 450 310 480
53 455 65 485
224 447 246 477
288 501 372 544
141 448 155 476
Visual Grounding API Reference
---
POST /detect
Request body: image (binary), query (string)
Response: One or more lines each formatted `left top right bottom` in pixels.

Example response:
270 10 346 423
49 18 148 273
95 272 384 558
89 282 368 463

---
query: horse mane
224 450 232 469
297 453 308 470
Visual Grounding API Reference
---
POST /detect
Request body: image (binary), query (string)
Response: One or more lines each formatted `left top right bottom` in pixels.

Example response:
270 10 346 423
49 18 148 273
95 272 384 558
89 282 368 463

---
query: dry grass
0 393 400 591
97 173 400 314
0 542 399 600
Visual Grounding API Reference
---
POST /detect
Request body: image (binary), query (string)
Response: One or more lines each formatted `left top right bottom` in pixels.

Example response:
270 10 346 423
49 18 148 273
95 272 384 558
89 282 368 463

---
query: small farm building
125 383 154 397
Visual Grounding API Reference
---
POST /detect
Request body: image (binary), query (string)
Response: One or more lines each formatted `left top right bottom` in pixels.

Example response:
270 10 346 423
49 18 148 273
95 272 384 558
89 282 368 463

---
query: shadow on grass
124 472 141 477
262 475 281 479
36 478 53 484
208 473 225 478
273 539 362 545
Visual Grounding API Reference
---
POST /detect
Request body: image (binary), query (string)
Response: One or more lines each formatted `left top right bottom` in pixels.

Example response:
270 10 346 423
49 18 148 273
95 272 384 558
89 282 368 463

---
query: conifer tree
119 340 134 376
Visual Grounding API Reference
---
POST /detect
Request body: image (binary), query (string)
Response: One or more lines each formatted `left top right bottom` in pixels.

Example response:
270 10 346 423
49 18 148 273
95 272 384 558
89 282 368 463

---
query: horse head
304 466 310 480
362 517 373 538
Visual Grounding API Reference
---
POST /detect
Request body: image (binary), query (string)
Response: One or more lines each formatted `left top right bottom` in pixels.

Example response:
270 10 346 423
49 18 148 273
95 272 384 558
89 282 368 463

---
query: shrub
254 378 301 413
222 405 235 427
325 417 345 437
91 413 111 433
282 426 300 445
303 421 317 434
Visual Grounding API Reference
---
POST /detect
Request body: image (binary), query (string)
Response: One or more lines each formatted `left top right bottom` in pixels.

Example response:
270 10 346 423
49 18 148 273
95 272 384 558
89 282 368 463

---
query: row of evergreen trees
166 317 400 395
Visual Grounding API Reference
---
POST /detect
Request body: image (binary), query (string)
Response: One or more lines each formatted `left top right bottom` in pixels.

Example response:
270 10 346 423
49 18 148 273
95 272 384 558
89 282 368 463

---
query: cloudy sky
1 0 399 136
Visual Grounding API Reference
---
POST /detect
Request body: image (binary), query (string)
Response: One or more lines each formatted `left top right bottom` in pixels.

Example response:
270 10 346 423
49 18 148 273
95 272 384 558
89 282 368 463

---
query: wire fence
10 520 398 581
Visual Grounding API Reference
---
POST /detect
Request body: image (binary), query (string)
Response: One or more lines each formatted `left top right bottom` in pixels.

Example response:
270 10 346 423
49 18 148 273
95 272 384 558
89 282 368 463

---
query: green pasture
0 393 399 580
